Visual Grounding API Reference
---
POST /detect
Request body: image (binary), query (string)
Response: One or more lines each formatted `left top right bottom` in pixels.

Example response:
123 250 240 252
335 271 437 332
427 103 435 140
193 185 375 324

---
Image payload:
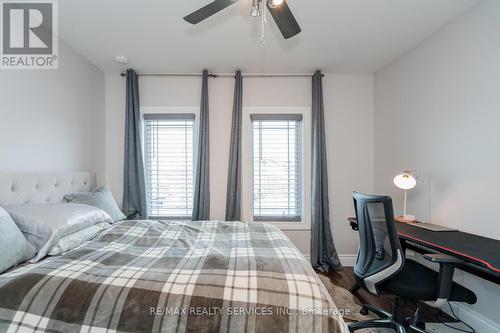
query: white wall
0 39 105 182
105 73 374 257
374 0 500 330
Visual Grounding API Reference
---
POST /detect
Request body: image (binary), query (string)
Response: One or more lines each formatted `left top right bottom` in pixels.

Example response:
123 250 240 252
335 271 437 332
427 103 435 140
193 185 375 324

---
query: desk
348 218 500 285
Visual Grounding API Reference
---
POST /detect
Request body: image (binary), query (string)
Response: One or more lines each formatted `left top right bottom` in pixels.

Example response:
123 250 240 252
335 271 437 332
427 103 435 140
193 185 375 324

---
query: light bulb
268 0 285 8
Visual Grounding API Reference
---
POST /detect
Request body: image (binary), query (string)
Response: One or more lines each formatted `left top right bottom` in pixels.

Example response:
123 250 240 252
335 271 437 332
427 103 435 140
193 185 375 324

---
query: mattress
0 220 347 333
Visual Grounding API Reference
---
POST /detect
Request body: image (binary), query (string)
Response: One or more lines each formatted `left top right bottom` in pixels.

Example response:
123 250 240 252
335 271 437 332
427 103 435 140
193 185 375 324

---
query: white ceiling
59 0 479 74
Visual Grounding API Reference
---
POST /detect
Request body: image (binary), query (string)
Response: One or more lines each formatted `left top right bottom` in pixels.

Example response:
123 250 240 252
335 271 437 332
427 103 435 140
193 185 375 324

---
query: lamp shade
393 172 416 190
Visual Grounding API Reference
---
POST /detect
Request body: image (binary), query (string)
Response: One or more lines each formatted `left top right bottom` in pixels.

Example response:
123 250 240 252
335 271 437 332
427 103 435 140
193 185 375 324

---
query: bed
0 173 347 333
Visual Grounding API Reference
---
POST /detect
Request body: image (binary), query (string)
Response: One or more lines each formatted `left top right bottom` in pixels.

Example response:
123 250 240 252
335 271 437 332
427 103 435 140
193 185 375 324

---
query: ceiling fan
183 0 301 40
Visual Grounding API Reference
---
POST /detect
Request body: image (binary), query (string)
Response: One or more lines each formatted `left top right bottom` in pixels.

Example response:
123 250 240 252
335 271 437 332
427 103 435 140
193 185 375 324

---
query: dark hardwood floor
318 267 454 323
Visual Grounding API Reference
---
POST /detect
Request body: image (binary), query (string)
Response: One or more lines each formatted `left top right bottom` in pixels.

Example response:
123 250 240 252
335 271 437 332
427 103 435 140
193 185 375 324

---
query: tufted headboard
0 172 96 207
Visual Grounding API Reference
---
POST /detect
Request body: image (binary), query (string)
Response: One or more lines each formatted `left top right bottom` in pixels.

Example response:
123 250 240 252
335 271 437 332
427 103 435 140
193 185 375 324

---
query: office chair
349 192 476 333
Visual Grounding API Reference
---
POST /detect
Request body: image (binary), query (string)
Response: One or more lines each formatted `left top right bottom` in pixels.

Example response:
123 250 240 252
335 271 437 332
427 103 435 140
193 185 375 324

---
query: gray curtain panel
123 69 147 219
310 70 342 272
225 71 243 221
192 70 210 221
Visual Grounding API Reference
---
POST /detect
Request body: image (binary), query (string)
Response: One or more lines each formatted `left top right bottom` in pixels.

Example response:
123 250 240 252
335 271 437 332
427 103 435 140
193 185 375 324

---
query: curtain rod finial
120 72 127 77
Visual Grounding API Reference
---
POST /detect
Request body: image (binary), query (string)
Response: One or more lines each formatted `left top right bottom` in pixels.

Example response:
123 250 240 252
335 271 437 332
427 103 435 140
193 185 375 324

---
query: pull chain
260 2 267 44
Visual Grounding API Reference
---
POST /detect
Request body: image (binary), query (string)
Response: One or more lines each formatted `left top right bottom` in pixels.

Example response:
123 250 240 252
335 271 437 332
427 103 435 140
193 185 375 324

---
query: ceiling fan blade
266 1 301 39
184 0 239 24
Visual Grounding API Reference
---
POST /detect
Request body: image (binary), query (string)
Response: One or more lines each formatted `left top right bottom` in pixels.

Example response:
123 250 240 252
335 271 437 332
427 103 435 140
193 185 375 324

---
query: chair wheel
360 307 369 315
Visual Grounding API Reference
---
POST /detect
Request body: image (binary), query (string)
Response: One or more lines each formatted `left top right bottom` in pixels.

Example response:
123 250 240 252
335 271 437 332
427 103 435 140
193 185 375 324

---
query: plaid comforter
0 220 347 333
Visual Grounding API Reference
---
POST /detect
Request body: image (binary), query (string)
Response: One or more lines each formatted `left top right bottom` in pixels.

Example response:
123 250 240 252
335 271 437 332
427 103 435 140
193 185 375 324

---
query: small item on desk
395 215 416 223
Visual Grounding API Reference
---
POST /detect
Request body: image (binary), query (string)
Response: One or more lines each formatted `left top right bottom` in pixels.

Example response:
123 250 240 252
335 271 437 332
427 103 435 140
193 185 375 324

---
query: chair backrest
352 192 404 295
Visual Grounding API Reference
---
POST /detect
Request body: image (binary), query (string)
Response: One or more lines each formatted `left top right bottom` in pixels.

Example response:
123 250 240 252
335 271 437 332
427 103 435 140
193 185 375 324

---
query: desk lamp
393 171 416 222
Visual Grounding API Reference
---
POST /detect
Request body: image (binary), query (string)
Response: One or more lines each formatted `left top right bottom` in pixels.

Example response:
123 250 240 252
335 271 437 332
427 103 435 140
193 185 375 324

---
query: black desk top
348 218 500 282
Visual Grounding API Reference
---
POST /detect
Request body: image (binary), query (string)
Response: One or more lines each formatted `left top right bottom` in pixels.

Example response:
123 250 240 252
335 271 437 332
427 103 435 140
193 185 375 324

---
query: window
144 114 195 219
251 114 303 221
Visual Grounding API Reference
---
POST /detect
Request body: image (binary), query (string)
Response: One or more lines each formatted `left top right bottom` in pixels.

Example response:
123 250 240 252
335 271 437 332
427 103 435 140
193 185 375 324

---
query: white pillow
5 203 113 262
64 185 126 222
48 222 111 256
0 207 36 273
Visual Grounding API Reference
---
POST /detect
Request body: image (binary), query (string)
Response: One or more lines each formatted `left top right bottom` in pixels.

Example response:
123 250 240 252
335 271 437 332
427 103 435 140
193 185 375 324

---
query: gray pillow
64 185 126 222
5 203 113 262
48 222 111 256
0 207 36 273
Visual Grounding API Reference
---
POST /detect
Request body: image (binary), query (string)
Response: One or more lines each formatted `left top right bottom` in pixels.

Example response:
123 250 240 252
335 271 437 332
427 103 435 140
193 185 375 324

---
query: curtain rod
120 72 324 78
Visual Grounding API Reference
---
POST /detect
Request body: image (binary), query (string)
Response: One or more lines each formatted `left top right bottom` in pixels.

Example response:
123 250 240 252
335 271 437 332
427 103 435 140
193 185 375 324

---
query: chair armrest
424 254 463 300
424 253 464 264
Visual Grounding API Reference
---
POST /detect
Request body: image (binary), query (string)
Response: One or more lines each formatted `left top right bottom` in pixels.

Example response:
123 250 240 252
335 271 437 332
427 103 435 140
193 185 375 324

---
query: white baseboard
439 302 500 333
425 306 499 333
338 255 357 267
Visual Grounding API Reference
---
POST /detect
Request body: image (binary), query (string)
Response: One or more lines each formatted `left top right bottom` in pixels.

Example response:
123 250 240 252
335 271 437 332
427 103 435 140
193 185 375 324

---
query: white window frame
242 107 311 231
141 106 199 220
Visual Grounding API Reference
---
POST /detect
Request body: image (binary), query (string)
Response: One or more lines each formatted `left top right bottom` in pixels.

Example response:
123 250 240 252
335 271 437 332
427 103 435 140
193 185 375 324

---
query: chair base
348 298 429 333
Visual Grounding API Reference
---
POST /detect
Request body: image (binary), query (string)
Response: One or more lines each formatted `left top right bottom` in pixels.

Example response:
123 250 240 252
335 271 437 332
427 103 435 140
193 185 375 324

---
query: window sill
254 220 311 231
147 216 192 221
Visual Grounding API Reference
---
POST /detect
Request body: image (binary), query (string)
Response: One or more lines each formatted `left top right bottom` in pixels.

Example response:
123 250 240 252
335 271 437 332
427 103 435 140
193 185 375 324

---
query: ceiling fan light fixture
183 0 301 40
250 5 261 17
268 0 285 8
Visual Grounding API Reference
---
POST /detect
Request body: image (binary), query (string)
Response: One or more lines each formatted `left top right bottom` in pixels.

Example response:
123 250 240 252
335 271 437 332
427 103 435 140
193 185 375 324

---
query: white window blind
251 114 303 221
144 114 195 219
